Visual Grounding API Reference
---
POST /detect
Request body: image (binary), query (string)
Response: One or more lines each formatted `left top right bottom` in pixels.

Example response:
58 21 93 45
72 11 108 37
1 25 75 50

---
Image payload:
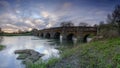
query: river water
0 36 79 68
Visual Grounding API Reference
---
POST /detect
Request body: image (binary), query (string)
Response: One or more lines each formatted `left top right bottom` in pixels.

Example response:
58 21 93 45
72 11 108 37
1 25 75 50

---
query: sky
0 0 120 33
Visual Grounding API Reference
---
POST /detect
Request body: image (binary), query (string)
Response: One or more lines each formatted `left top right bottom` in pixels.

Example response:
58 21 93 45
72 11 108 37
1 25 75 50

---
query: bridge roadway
32 26 97 42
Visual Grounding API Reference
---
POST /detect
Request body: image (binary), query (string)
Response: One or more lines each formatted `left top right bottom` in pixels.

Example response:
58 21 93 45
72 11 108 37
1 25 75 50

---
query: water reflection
0 36 82 68
0 36 60 68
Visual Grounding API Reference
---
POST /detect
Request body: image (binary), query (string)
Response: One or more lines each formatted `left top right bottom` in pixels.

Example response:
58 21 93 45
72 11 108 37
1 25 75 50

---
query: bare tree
60 22 66 27
99 21 105 28
18 29 22 33
94 24 98 27
0 27 4 34
66 21 74 27
79 22 88 27
60 21 74 27
107 5 120 34
0 27 1 34
0 28 1 32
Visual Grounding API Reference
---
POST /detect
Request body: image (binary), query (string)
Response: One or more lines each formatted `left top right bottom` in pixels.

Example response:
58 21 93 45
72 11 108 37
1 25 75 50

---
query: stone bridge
32 26 97 42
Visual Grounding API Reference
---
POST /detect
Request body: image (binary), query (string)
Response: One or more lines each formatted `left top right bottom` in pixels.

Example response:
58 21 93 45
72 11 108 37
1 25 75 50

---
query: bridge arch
40 33 44 37
45 33 51 38
54 32 61 39
83 34 90 42
36 33 39 36
67 33 76 41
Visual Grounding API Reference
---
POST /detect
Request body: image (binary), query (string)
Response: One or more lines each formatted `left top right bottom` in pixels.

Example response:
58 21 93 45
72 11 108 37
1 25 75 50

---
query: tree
0 27 4 35
107 5 120 34
66 21 74 27
60 22 66 27
0 27 2 34
99 21 104 26
0 28 1 32
18 29 22 33
60 21 74 27
93 24 98 27
79 22 88 27
99 21 105 28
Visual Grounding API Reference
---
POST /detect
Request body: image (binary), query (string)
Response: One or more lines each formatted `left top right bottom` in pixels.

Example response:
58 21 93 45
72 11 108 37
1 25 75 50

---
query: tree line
60 21 89 27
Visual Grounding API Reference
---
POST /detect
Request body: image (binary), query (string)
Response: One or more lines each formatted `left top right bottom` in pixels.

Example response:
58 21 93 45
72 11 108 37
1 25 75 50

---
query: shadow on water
49 39 83 48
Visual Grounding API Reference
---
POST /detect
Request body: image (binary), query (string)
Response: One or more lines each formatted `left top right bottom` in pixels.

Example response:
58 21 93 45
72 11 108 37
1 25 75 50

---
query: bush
103 29 119 38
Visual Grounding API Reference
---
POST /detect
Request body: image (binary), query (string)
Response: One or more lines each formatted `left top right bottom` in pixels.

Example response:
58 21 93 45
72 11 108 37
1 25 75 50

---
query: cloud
34 19 45 25
2 28 18 33
0 12 40 32
0 0 114 32
39 11 59 28
15 10 21 14
5 24 18 28
24 19 35 27
41 11 49 18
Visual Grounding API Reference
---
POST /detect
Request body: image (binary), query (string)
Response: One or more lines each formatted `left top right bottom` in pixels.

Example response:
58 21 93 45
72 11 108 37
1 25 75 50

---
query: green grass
0 45 5 51
26 58 59 68
26 62 47 68
26 37 120 68
70 37 120 68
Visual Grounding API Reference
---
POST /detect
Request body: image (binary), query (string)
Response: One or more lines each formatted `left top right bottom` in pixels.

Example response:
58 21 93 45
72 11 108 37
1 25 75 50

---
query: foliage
0 28 1 32
60 21 74 27
79 22 89 27
97 5 120 38
26 57 59 68
26 62 46 68
0 45 5 51
107 5 120 34
0 32 32 36
0 27 32 36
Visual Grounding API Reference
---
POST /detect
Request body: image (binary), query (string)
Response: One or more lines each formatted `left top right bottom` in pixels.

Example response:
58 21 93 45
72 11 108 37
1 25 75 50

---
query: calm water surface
0 36 77 68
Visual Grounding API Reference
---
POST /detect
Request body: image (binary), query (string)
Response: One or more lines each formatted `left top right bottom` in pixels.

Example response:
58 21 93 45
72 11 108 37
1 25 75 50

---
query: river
0 36 79 68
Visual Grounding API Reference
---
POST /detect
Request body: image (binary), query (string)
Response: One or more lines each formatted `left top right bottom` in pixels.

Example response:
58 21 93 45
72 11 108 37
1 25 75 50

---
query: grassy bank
27 37 120 68
0 45 5 51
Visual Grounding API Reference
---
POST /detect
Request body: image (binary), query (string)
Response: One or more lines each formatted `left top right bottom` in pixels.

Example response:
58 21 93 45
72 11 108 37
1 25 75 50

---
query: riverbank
27 37 120 68
0 45 5 51
0 33 32 36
